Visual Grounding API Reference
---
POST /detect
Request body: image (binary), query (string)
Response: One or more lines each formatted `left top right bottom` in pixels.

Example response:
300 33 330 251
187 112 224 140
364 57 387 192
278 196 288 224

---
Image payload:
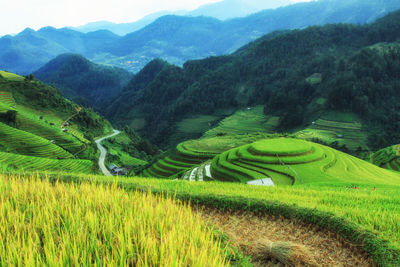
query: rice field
211 138 400 185
141 133 273 179
204 106 277 137
372 144 400 171
296 116 369 151
0 90 16 106
94 175 400 252
0 121 73 159
0 151 93 173
0 174 229 266
16 108 85 154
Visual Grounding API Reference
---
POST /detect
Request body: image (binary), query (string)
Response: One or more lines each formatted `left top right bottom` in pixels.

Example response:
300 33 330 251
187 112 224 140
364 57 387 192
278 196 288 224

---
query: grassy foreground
21 171 399 266
0 174 229 266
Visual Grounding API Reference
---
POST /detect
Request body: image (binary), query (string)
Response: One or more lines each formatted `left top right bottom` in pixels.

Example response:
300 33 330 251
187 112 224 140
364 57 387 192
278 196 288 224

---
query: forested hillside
106 11 400 149
34 54 132 108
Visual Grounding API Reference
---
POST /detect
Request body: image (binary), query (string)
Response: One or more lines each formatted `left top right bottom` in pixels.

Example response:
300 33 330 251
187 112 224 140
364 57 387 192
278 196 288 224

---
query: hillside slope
106 11 400 149
0 70 114 173
34 54 132 107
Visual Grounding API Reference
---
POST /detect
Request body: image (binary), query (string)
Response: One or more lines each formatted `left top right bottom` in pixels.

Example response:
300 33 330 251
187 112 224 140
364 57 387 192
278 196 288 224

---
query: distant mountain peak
19 27 35 35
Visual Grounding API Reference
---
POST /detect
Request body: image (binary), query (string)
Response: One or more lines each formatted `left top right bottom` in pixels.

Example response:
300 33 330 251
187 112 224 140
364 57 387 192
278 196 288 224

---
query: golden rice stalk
254 239 320 267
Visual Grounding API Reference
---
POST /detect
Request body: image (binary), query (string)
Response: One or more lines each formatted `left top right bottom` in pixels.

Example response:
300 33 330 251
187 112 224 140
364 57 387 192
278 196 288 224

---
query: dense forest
34 54 132 108
106 11 400 149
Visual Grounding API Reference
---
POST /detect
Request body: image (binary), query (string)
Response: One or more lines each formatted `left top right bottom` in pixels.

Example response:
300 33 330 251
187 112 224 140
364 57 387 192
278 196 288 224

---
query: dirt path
60 107 82 129
197 208 374 267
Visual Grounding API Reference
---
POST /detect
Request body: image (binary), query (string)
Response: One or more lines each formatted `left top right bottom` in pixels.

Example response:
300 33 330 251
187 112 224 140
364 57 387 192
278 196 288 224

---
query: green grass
0 70 24 81
0 90 86 156
211 138 400 185
0 122 73 159
0 151 93 173
101 132 148 168
204 106 277 137
320 111 361 123
371 144 400 171
0 174 230 266
167 115 222 146
142 133 278 179
0 90 16 106
296 114 369 151
29 172 400 266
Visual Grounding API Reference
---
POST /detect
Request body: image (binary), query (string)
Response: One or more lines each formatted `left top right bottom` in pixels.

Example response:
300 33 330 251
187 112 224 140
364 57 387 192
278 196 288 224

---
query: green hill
34 54 132 108
106 11 400 151
141 133 285 179
210 138 400 185
0 71 114 174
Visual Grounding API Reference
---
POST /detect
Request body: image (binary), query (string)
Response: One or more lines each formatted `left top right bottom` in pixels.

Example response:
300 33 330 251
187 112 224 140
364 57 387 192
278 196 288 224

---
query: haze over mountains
71 0 294 35
1 0 399 74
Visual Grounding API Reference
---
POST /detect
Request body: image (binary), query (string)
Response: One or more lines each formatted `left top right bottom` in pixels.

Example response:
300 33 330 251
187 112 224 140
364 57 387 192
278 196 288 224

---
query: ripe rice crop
0 174 228 266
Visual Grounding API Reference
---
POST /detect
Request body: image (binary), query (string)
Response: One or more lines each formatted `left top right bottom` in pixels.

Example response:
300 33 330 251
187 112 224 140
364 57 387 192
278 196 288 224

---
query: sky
0 0 311 36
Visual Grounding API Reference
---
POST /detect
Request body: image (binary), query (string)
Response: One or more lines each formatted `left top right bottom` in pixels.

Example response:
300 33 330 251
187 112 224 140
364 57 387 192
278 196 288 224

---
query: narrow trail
95 129 121 176
197 207 374 267
60 107 81 129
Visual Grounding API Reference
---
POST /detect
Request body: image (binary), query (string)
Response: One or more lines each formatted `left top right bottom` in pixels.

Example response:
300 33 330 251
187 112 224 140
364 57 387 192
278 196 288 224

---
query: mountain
1 0 400 74
187 0 292 20
70 11 172 36
105 10 400 149
71 0 293 36
34 54 132 108
0 27 119 74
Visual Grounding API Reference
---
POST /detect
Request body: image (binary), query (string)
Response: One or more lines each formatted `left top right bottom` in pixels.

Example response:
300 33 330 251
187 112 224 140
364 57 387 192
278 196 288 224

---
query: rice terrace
2 0 400 266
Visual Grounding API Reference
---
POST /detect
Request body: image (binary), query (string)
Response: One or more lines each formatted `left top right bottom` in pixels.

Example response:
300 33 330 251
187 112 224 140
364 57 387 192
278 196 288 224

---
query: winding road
95 129 121 176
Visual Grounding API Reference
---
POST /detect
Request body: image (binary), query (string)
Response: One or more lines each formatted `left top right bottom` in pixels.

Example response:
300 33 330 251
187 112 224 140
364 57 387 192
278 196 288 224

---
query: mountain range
104 10 400 149
70 0 293 35
1 0 400 74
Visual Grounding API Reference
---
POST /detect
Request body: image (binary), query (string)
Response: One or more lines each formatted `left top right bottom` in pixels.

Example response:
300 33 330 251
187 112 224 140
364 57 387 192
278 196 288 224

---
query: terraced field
211 138 400 185
0 122 73 159
204 106 278 137
141 133 273 179
0 89 85 155
16 111 84 154
371 144 400 171
296 117 369 151
0 151 92 173
0 90 16 106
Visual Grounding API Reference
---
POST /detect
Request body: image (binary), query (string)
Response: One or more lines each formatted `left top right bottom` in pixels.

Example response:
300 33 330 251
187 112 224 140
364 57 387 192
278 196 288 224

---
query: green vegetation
0 151 93 173
106 10 400 151
0 121 73 159
204 106 278 138
142 133 275 179
0 70 24 81
295 115 369 151
211 138 400 185
34 54 132 108
25 172 400 267
371 144 400 171
102 131 149 168
0 71 119 175
0 174 229 266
